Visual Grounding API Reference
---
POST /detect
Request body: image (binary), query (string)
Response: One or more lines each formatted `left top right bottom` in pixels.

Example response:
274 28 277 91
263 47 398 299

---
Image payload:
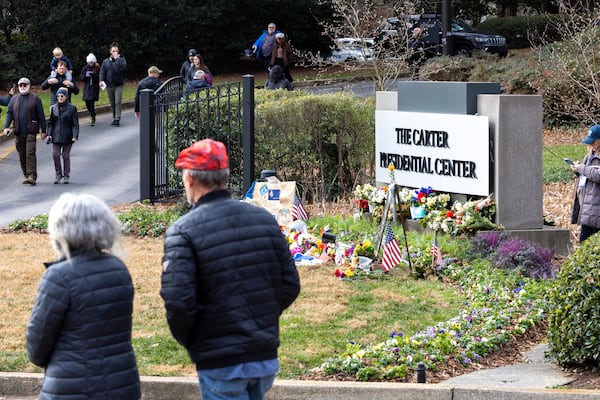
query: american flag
292 193 308 221
382 223 403 272
431 233 443 266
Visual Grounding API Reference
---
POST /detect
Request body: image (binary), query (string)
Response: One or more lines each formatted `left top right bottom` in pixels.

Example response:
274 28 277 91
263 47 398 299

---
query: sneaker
63 176 69 184
24 177 36 186
114 120 120 126
54 174 62 184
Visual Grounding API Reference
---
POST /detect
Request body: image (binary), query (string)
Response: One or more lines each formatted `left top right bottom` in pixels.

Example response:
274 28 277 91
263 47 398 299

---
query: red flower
445 210 454 218
417 192 427 203
334 269 341 277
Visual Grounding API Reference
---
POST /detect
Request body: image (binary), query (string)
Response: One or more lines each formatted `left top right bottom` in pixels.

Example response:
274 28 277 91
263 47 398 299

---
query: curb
2 373 600 400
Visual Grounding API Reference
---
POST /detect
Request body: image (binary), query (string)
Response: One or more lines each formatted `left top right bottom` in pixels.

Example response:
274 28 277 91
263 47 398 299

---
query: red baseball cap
175 139 229 170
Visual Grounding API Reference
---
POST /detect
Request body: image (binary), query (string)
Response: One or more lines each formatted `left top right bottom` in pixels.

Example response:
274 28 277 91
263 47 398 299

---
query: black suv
378 14 508 58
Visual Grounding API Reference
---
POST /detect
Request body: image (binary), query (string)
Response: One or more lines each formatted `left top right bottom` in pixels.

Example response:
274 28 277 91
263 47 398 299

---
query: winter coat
26 251 140 400
41 73 80 106
187 66 213 86
180 60 193 85
48 102 79 144
99 55 127 87
79 63 100 102
184 78 210 95
571 151 600 228
134 76 162 112
160 189 300 370
270 40 293 67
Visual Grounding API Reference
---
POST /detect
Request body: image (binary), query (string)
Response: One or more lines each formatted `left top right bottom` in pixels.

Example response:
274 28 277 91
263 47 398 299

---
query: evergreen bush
547 234 600 366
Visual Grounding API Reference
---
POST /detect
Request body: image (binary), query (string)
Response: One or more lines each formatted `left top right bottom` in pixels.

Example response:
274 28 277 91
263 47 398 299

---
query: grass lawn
0 230 465 378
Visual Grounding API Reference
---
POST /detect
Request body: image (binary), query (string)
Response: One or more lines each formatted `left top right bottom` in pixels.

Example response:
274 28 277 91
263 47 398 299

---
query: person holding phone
99 42 127 126
571 124 600 242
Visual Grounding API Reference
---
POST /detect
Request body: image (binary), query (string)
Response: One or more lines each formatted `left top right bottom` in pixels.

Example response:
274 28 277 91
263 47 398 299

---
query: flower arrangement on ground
353 183 377 211
422 194 497 235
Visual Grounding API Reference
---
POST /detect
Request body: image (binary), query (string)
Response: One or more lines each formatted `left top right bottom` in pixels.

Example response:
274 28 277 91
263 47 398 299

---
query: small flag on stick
431 232 443 266
382 223 403 272
292 193 308 221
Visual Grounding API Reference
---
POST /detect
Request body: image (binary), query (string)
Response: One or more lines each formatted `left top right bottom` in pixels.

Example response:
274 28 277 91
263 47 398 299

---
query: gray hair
48 193 124 259
186 168 229 190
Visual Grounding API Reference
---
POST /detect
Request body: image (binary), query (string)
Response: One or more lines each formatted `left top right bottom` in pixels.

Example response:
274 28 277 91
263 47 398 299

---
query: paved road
0 111 139 227
0 80 385 228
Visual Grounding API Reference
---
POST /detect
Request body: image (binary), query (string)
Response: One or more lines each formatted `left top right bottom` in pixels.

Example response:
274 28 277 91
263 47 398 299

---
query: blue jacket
253 29 280 59
26 251 140 400
161 190 300 370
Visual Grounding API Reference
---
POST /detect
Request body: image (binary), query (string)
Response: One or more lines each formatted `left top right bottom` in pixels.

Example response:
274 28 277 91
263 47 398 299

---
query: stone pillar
478 95 543 229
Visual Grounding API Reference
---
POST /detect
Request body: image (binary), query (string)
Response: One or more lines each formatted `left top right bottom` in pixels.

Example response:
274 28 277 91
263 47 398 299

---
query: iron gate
139 75 255 202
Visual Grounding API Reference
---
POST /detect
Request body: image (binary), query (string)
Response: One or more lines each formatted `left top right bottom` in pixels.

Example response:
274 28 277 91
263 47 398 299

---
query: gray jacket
571 151 600 228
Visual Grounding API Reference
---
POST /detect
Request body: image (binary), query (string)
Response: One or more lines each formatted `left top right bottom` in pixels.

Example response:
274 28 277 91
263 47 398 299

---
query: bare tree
308 0 418 91
532 0 600 124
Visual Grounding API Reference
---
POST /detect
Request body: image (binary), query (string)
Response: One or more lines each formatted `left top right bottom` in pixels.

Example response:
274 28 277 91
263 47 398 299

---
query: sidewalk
2 345 600 400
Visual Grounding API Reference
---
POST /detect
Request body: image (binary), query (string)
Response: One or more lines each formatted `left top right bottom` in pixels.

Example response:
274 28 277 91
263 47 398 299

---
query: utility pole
441 0 451 55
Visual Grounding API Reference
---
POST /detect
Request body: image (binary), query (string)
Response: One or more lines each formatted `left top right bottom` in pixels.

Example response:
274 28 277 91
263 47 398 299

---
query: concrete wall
478 95 543 230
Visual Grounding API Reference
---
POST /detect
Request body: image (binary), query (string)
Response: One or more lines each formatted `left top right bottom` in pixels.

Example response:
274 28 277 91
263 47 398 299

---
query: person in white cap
79 53 100 126
269 32 293 82
134 65 162 119
2 77 46 185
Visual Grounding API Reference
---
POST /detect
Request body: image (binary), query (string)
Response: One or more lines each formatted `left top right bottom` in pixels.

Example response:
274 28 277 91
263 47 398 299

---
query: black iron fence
139 75 256 202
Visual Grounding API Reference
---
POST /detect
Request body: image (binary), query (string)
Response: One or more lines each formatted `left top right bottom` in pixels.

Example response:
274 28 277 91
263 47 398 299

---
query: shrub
547 234 600 366
478 15 561 49
468 232 555 279
255 90 375 201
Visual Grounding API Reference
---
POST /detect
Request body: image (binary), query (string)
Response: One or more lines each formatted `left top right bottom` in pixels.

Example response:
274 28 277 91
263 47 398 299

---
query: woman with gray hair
26 193 141 400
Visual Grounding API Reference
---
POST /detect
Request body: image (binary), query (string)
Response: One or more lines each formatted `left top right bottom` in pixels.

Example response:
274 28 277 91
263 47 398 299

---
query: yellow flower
388 163 395 172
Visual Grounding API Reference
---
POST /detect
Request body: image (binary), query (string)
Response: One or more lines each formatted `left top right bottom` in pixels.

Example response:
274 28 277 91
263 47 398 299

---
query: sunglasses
57 94 67 97
18 83 29 87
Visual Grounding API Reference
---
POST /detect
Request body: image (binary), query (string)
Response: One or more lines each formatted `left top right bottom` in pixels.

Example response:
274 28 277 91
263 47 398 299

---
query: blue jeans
197 373 275 400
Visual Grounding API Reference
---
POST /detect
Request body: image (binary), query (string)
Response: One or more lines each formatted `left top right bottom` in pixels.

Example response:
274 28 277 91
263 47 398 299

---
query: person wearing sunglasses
47 87 79 184
2 77 47 186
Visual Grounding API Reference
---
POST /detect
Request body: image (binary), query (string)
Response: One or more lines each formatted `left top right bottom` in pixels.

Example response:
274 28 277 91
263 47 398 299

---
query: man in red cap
160 138 300 400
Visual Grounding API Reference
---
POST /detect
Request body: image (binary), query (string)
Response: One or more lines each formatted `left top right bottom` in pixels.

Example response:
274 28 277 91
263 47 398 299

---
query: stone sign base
401 220 571 256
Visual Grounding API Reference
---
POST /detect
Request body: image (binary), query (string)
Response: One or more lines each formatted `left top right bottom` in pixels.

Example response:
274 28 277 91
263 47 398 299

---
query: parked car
377 14 508 58
327 37 375 63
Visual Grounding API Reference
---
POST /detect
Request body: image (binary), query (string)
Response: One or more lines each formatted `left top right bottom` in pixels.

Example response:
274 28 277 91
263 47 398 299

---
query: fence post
242 75 255 196
139 89 155 202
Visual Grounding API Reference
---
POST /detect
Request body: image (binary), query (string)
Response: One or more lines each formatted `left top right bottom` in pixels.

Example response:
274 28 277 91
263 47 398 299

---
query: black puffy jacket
48 102 79 144
160 190 300 370
26 251 140 400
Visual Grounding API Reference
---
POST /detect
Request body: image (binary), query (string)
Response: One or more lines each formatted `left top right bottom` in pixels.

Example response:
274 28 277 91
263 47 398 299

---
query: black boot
90 115 95 126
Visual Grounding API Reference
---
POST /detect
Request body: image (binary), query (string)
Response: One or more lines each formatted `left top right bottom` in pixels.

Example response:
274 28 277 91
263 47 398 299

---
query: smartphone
563 158 574 165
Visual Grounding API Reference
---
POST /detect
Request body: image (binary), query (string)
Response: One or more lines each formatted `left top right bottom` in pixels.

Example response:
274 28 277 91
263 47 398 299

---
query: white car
327 38 375 63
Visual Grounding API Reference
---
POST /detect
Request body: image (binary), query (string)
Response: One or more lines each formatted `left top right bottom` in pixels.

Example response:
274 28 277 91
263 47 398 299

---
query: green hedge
254 89 375 201
547 234 600 366
478 15 561 48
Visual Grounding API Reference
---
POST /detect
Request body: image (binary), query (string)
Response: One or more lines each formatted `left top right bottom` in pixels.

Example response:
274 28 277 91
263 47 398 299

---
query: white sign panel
376 110 490 196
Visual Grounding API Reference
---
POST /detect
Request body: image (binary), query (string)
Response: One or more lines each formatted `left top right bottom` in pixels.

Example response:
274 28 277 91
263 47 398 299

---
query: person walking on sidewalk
80 53 100 126
26 192 141 400
160 138 300 400
2 77 46 186
99 42 127 126
47 87 79 184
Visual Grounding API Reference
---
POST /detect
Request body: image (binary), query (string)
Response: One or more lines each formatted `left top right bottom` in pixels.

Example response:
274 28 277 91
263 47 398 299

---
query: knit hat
17 77 30 86
175 139 229 171
56 87 69 97
86 53 97 63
